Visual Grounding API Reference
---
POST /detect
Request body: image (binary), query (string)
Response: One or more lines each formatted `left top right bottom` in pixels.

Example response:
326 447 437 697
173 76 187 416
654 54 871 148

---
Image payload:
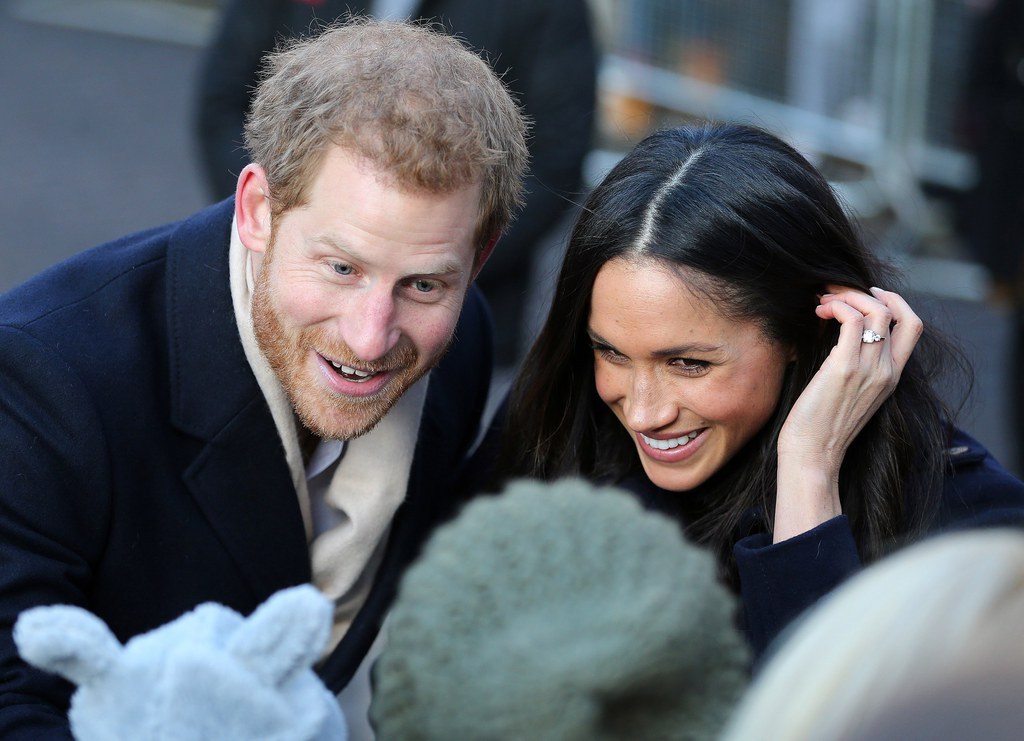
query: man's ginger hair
244 17 529 249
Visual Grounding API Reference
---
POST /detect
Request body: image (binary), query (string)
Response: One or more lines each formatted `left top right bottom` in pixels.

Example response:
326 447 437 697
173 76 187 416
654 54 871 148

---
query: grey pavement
1 0 1019 475
0 0 214 293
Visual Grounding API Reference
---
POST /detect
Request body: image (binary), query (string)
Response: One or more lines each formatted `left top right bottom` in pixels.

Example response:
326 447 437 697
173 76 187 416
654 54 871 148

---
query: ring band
861 329 885 344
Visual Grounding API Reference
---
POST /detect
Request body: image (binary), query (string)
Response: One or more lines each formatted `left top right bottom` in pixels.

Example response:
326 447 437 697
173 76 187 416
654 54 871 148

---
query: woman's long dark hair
497 123 968 584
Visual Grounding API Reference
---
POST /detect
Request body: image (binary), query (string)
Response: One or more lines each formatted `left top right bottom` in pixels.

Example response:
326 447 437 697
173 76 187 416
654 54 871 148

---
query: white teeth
640 431 699 450
328 359 373 380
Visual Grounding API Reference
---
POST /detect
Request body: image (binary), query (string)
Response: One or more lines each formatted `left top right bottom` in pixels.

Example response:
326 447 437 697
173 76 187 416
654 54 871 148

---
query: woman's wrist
773 458 842 543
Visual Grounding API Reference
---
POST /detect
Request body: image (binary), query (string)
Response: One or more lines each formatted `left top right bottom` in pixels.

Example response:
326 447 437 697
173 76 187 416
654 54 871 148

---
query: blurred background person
193 0 599 373
956 0 1024 472
841 665 1024 741
722 528 1024 740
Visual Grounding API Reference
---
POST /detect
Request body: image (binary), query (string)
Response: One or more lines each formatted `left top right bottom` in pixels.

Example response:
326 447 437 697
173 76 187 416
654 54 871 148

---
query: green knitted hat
370 477 750 740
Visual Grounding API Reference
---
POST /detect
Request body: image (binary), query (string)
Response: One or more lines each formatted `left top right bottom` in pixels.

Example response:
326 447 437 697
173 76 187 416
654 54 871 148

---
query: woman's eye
332 263 354 276
672 358 710 374
591 344 625 363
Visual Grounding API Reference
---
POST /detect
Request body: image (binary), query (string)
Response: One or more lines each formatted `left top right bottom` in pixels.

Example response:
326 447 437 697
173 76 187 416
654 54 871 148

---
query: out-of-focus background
1 0 1018 473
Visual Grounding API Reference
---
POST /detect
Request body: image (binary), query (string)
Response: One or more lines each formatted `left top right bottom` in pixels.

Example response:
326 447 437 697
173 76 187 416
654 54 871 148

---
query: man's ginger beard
250 239 447 441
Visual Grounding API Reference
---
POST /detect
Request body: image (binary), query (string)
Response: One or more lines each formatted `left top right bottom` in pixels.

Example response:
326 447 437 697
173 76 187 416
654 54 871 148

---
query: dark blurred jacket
194 0 599 366
958 0 1024 283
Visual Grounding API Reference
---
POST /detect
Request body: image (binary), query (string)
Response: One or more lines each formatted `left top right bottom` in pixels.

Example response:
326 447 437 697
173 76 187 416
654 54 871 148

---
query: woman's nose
623 373 677 432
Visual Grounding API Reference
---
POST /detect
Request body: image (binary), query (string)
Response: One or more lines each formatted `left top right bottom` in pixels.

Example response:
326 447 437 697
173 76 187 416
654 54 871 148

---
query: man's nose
342 286 401 361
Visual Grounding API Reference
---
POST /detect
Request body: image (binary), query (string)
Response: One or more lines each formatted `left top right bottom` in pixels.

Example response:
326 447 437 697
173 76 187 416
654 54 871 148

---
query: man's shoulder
0 200 234 331
415 284 494 456
435 284 492 378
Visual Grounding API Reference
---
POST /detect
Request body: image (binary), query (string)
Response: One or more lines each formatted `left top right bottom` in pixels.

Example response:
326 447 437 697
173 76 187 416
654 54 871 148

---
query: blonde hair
722 529 1024 740
244 17 528 248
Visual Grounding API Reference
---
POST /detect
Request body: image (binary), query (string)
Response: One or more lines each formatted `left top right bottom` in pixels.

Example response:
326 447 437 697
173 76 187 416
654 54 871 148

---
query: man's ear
472 231 501 280
235 163 273 255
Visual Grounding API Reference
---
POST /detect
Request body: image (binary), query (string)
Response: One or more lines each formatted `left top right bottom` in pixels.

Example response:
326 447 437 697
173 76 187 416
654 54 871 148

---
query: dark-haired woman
477 122 1024 658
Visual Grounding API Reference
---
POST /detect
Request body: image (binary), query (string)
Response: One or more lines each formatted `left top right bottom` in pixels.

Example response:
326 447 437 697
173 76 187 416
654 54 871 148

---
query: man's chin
297 403 390 441
289 360 435 441
293 384 405 441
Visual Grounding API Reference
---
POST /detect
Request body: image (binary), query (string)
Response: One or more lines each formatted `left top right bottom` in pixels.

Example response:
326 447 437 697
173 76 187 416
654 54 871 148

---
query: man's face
250 147 482 440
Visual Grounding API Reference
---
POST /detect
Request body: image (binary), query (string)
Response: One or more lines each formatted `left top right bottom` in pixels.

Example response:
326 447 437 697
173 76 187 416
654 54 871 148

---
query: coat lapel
165 199 310 600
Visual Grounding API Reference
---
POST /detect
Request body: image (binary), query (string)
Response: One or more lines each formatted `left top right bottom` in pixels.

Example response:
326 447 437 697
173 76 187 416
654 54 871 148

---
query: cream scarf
228 218 428 645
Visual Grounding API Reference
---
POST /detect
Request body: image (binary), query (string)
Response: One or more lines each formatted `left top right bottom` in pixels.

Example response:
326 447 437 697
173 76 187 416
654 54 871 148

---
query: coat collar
164 197 310 598
166 198 262 440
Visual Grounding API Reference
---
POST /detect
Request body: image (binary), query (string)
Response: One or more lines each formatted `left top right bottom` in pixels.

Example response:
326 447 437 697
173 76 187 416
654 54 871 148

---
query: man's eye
413 280 436 293
332 263 354 276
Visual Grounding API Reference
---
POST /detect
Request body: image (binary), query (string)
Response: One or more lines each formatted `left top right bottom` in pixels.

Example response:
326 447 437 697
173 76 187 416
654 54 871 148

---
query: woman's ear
235 163 273 255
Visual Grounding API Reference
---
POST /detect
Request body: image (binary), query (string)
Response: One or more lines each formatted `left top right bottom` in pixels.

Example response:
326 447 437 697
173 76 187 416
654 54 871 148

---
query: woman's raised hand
773 286 923 542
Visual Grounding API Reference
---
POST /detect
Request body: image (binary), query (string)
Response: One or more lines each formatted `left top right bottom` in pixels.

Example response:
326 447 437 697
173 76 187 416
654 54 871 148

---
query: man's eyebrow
412 261 466 278
313 235 466 277
313 234 350 255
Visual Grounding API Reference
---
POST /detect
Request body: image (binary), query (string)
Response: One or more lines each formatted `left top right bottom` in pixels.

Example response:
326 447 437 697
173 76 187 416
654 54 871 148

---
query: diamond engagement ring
861 329 885 343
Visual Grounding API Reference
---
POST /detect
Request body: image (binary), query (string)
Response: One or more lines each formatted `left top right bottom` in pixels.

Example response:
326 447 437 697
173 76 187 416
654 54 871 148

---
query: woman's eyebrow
649 342 722 357
587 328 721 357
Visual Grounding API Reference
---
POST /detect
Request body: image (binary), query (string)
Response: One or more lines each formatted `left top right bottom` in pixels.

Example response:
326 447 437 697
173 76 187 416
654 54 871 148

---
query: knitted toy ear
227 584 333 687
14 604 122 687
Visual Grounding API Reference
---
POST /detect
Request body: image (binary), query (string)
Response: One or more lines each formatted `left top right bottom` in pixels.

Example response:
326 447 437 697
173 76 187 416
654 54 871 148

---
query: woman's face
588 257 793 492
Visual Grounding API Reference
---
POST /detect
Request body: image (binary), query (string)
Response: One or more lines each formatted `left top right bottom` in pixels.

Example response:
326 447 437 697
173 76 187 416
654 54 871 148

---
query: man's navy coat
0 198 493 736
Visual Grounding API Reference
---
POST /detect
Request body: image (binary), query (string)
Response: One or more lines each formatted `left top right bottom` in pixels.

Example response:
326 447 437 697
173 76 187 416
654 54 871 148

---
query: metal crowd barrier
589 0 979 239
